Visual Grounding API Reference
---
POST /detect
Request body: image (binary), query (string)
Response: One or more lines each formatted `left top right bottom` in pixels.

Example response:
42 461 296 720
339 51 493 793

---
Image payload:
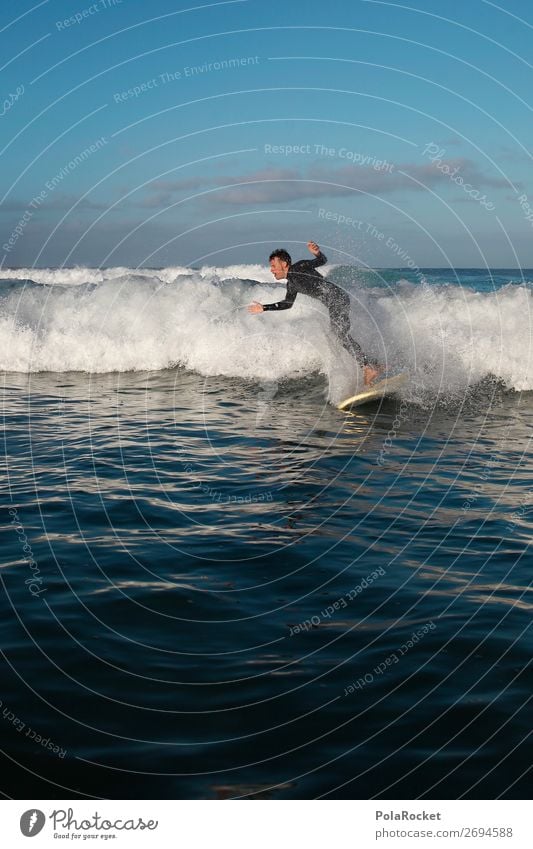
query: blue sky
1 0 532 267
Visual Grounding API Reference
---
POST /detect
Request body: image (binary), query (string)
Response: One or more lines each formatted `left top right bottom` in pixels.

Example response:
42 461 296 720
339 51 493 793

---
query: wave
0 263 277 286
0 268 531 400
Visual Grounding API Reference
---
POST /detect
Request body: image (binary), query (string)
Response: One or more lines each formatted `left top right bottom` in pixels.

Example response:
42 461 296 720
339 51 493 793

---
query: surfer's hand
307 241 320 256
248 301 264 314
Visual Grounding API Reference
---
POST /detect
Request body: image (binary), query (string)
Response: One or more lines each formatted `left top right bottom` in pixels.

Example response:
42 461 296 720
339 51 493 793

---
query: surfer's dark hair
269 249 291 266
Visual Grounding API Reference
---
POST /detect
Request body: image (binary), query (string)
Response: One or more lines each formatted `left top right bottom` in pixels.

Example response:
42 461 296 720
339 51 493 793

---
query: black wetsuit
262 251 370 366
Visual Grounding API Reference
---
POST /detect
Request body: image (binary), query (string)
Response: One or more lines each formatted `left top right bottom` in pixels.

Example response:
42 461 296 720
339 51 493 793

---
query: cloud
136 157 513 207
439 136 464 147
495 144 533 164
0 194 109 212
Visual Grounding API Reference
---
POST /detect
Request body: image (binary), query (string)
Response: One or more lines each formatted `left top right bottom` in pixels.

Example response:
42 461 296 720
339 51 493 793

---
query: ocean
1 264 531 799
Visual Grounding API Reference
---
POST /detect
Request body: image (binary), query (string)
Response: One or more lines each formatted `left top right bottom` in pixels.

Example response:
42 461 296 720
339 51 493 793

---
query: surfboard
338 373 408 411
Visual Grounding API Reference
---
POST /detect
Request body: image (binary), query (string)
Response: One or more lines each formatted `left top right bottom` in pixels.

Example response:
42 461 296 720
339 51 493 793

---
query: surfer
248 241 380 385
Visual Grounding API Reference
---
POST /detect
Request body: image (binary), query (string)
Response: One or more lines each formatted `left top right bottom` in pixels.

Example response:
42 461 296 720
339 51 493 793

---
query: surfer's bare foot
363 364 382 386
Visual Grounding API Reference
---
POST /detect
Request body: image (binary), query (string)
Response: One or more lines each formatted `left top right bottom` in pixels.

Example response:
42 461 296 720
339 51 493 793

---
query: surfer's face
270 257 289 280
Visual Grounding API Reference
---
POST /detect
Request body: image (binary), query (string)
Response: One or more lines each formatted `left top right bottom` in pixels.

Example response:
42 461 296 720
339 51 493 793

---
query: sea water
1 265 531 799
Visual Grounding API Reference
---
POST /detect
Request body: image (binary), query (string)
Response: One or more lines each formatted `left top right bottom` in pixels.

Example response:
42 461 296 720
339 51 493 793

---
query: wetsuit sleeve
310 251 327 267
262 283 297 311
291 253 327 276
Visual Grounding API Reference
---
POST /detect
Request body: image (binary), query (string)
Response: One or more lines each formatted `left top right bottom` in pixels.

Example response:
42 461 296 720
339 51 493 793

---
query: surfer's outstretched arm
262 288 297 311
248 287 297 313
307 241 327 267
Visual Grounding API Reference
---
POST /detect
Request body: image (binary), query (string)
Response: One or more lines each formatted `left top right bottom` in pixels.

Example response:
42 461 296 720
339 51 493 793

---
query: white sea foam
0 265 192 286
0 262 333 286
0 268 531 402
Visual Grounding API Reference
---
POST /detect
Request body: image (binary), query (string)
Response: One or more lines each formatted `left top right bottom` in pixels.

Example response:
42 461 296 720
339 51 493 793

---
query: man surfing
247 241 380 385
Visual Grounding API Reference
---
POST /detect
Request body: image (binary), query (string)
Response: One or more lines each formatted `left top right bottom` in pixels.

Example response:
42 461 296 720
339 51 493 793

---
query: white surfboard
338 373 408 411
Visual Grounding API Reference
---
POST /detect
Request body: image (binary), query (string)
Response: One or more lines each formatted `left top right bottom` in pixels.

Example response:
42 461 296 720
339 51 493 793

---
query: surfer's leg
329 296 369 366
329 296 382 384
340 325 368 366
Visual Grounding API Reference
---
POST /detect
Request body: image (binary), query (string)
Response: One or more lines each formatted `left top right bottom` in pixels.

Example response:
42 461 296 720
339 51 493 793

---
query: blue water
1 266 532 799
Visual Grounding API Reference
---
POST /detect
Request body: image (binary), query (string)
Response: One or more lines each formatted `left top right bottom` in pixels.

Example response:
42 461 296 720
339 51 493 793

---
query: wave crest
0 268 531 397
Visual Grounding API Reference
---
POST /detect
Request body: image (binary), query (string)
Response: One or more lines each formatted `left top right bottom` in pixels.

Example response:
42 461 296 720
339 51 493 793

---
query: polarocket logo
20 809 46 836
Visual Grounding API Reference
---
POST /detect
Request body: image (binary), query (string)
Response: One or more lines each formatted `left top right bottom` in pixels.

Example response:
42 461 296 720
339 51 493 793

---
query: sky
1 0 532 268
